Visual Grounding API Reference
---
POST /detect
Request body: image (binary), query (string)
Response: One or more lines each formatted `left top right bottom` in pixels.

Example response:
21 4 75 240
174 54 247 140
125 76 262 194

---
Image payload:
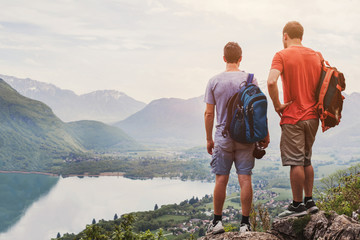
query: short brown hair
283 21 304 39
224 42 242 63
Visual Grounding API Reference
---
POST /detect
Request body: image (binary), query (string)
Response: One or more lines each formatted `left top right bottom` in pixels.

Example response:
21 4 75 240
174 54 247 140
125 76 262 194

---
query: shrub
316 164 360 217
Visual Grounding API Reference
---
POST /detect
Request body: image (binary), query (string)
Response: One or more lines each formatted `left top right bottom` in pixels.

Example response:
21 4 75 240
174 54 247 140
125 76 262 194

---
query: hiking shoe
305 199 319 214
278 203 307 218
207 220 225 235
239 223 251 233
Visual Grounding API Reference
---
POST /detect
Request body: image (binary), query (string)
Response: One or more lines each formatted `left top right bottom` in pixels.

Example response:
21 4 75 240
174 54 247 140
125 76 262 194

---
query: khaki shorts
280 119 319 166
211 130 255 175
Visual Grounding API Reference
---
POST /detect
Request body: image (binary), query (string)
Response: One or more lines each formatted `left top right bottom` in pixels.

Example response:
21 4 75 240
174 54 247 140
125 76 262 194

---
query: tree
316 164 360 217
198 228 205 237
92 218 96 225
56 232 61 238
114 213 118 220
189 196 197 205
154 204 159 210
83 224 107 240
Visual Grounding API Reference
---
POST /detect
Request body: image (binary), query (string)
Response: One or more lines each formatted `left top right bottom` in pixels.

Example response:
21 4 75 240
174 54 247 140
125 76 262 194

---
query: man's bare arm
204 103 215 155
267 69 292 117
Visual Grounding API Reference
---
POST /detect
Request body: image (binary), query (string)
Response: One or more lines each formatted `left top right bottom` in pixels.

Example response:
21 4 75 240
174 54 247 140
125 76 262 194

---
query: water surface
0 175 213 240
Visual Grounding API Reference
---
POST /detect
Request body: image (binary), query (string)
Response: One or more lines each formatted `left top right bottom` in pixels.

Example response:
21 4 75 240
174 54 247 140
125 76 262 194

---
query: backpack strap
222 93 239 138
246 73 254 85
316 52 331 67
222 73 253 138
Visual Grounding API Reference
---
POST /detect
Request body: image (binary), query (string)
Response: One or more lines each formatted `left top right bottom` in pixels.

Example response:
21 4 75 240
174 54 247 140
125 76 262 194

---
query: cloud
24 58 42 66
122 40 152 50
0 0 359 103
146 0 168 14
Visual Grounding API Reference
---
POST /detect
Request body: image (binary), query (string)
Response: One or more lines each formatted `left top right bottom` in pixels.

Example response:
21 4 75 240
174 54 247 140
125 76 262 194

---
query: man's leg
238 174 252 216
304 165 314 198
303 164 318 213
279 121 315 217
233 142 255 231
303 119 318 205
207 174 228 234
213 174 229 215
207 143 231 234
276 165 307 217
290 165 305 202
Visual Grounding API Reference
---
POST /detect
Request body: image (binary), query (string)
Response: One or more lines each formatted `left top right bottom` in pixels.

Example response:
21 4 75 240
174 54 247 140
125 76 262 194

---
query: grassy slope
0 79 143 172
66 120 143 152
0 79 84 171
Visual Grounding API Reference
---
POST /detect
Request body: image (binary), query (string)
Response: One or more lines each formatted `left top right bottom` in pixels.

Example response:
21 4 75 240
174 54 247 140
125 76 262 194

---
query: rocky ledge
199 211 360 240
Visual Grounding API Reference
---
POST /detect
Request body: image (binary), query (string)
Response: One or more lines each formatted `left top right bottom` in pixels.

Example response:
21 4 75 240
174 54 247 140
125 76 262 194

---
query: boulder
198 231 280 240
199 211 360 240
271 211 360 240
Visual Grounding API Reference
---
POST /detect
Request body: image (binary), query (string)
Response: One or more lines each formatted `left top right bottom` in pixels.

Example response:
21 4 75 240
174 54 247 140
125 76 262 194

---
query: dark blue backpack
222 73 268 143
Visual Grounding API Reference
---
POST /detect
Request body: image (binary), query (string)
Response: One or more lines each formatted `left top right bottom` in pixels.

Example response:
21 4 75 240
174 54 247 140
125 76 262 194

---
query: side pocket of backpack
229 107 246 143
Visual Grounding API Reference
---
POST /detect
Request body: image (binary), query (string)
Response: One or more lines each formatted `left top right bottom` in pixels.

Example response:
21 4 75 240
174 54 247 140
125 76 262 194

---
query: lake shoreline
0 170 125 177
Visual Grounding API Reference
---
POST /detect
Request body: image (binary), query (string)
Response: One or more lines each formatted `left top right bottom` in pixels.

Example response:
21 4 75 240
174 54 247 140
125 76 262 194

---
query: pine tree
154 204 159 210
56 232 61 238
114 213 118 220
92 218 96 224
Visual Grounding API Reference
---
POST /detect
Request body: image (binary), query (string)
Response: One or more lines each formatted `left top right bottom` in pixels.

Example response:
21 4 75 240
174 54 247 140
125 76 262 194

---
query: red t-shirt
271 45 321 125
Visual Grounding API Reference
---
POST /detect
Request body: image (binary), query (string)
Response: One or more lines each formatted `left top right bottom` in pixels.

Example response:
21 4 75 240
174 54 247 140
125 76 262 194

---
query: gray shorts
210 132 255 175
280 119 319 166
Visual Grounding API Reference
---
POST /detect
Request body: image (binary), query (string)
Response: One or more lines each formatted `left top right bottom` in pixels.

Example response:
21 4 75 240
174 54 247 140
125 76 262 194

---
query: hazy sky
0 0 359 103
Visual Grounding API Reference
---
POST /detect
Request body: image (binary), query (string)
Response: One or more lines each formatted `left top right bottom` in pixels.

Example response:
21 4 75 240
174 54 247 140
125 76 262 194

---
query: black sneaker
207 220 225 235
278 203 307 218
239 223 251 232
305 199 319 214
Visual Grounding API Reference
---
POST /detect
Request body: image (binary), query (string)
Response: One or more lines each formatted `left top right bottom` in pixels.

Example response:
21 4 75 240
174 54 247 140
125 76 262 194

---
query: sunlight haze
0 0 359 103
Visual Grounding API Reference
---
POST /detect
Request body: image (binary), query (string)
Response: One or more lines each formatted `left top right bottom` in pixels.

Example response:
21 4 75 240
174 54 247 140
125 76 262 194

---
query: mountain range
0 79 141 171
116 92 360 150
2 73 359 151
1 74 146 123
115 96 205 147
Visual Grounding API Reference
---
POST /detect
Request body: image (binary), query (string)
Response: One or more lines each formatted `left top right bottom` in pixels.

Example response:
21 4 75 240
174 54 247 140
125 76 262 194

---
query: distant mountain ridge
66 120 141 151
115 92 360 149
1 74 146 123
0 79 141 171
2 73 358 150
115 96 205 147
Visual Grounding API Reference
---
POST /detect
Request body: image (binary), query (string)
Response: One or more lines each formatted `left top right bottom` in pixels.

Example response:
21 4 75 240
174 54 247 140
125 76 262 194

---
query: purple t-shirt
204 71 258 136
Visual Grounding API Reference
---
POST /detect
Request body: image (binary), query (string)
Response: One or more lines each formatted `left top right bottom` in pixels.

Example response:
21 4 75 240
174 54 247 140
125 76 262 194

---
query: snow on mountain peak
84 90 127 101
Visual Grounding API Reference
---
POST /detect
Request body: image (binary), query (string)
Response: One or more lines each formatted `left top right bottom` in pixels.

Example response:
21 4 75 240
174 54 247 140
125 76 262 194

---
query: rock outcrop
199 211 360 240
199 232 279 240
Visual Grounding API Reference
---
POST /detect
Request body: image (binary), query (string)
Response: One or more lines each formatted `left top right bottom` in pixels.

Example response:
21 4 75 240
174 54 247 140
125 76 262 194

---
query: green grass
155 215 188 222
253 159 288 176
293 215 311 238
66 120 143 151
204 192 241 210
316 164 352 178
271 188 292 201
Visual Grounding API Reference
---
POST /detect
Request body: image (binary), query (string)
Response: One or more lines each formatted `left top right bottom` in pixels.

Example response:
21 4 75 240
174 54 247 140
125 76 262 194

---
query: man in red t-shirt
267 21 321 217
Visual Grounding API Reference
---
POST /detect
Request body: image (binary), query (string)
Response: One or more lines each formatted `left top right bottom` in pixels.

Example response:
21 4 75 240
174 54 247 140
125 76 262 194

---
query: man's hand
275 101 293 117
267 69 289 118
204 103 215 155
259 132 270 149
207 139 214 155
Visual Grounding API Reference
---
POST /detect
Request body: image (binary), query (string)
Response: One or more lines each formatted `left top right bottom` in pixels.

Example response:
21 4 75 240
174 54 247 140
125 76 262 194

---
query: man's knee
238 174 252 186
215 174 229 186
290 165 305 171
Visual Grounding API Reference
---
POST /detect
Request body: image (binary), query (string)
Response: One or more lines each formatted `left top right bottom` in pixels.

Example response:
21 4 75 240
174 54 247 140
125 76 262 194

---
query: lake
0 174 214 240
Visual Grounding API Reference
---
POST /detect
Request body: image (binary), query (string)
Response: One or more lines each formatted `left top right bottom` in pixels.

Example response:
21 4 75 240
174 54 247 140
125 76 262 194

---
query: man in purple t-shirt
204 42 269 234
